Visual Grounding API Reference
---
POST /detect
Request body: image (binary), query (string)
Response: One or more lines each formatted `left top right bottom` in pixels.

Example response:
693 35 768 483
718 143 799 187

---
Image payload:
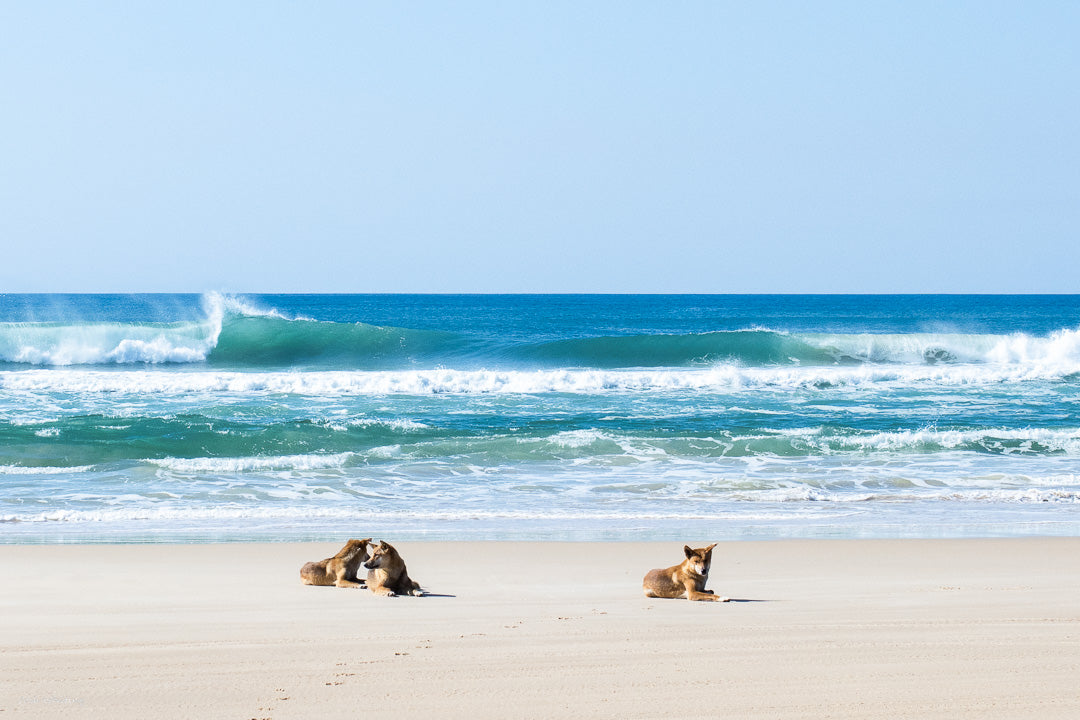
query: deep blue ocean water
2 293 1079 543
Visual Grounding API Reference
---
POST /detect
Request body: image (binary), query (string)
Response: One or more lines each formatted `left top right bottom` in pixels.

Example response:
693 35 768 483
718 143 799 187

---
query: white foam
728 486 1080 504
3 360 1079 398
985 328 1080 365
547 429 612 448
0 506 868 525
833 427 1080 454
0 464 94 475
516 426 1080 458
149 453 355 474
802 328 1080 366
0 318 219 366
347 418 430 431
106 336 209 364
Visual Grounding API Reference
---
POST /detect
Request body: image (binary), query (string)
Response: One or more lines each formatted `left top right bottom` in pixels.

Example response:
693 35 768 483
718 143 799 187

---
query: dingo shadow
418 592 456 598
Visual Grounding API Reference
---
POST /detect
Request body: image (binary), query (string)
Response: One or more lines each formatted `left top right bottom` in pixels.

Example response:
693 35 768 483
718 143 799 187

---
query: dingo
300 538 372 588
643 543 729 601
363 540 423 597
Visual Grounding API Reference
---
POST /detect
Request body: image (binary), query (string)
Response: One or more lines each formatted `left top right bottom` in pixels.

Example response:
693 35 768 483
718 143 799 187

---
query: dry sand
2 538 1079 719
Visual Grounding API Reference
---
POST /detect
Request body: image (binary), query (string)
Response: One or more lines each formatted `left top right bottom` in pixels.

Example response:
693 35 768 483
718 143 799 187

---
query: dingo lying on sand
300 538 372 588
363 541 424 597
643 543 730 602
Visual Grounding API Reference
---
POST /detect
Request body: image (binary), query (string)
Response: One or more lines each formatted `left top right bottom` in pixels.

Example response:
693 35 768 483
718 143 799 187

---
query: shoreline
3 538 1079 718
6 504 1080 545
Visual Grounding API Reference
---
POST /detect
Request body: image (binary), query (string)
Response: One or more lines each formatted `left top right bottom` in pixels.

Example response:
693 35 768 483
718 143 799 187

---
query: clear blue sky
1 2 1077 293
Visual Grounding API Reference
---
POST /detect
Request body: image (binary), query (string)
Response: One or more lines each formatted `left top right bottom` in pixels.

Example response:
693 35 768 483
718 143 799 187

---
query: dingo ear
361 538 372 545
684 545 694 559
705 543 717 553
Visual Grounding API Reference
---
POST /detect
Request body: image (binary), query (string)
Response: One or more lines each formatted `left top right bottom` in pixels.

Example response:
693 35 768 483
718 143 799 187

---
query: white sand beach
2 539 1079 719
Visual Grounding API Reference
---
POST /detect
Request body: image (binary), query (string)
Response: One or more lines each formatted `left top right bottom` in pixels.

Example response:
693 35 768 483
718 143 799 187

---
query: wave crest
2 292 1079 370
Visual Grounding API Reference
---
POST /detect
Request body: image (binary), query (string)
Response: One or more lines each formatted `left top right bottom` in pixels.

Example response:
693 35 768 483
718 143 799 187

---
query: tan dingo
363 540 423 597
300 538 372 588
643 543 730 602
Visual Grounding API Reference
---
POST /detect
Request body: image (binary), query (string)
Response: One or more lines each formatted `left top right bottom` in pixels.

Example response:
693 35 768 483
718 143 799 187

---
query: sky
1 2 1077 293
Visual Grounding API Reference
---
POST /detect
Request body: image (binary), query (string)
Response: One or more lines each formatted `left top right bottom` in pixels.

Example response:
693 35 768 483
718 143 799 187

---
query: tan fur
363 540 423 597
300 538 372 588
642 543 729 602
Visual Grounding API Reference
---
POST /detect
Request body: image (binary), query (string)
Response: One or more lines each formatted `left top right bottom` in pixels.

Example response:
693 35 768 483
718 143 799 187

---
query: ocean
2 293 1079 543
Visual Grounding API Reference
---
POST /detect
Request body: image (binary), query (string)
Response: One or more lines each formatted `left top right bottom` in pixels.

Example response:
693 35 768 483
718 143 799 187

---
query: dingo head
363 541 397 570
342 538 371 559
683 544 717 576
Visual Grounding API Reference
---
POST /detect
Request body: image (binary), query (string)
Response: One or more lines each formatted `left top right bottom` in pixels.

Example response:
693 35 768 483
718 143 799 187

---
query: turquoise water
2 293 1079 542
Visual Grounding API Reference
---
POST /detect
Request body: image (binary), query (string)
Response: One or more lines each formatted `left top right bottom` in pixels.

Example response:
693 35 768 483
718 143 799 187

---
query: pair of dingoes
302 540 728 601
300 538 422 597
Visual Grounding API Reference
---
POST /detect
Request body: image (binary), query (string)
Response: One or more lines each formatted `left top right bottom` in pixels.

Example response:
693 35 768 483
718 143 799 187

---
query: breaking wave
2 293 1080 371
